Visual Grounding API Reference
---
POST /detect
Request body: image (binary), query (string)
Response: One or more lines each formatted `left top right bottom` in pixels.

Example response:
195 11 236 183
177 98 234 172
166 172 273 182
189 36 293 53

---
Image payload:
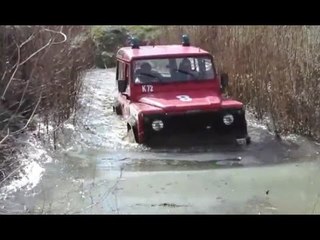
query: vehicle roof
116 45 210 61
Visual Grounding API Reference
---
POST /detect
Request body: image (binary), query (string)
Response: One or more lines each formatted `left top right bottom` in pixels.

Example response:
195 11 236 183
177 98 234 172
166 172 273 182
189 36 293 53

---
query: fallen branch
75 167 124 214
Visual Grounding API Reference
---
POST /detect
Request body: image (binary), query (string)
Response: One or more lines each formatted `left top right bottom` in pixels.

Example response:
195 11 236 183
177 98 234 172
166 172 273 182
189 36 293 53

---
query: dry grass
160 26 320 140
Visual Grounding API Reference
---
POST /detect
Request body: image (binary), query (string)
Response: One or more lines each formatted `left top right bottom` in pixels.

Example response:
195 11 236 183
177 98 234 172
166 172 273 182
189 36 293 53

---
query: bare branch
0 170 5 180
1 42 20 99
12 91 42 135
6 31 38 72
19 38 53 66
14 48 44 115
1 70 7 82
0 128 10 145
19 31 37 48
0 164 23 186
43 28 67 45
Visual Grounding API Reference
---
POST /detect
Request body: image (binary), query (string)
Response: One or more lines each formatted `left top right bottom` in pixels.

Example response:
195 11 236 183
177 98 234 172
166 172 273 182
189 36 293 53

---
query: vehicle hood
138 91 221 112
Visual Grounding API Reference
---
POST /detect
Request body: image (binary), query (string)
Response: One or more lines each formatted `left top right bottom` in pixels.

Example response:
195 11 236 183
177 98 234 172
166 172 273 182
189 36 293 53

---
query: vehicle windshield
133 56 215 84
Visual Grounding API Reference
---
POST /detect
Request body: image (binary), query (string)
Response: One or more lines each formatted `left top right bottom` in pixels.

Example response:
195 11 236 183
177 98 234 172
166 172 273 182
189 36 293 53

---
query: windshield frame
131 54 216 85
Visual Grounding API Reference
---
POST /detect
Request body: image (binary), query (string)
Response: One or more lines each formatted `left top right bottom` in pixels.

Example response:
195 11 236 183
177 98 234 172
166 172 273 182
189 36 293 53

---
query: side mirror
220 73 229 90
118 80 127 93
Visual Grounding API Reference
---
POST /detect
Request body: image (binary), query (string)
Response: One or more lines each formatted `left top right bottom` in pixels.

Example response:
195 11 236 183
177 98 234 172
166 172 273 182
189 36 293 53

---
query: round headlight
223 114 234 125
152 120 164 131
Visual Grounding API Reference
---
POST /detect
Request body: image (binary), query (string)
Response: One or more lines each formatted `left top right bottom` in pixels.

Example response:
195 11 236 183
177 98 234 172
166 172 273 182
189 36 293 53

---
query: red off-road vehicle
113 35 250 145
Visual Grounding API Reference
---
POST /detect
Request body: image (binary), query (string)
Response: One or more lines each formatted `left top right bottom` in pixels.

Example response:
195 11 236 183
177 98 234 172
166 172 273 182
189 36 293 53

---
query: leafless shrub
0 26 95 181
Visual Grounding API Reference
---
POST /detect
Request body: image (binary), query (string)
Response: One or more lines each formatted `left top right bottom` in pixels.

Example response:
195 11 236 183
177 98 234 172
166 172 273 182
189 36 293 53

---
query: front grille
143 109 247 136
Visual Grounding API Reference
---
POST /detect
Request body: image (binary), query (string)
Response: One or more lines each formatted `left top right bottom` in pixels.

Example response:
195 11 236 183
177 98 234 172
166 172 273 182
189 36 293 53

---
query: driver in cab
135 62 162 84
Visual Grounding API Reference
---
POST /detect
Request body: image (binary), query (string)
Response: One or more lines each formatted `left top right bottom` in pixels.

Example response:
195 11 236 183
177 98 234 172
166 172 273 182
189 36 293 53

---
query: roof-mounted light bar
182 34 190 46
130 37 140 49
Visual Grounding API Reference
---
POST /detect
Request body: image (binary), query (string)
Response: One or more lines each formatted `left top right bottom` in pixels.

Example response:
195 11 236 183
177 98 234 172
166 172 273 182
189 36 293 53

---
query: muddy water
1 69 320 214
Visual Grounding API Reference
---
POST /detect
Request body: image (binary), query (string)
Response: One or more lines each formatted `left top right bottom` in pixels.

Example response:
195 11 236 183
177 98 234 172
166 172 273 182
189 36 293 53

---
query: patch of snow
2 161 44 196
0 133 51 200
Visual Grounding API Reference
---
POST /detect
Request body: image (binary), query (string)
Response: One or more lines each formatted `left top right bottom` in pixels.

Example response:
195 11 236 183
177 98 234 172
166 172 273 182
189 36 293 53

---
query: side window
125 63 130 94
116 61 125 80
116 61 131 94
116 61 119 80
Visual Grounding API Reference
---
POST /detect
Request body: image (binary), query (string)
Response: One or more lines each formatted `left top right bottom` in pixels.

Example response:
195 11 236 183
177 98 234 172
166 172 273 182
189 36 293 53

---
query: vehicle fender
128 115 137 127
128 105 140 127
